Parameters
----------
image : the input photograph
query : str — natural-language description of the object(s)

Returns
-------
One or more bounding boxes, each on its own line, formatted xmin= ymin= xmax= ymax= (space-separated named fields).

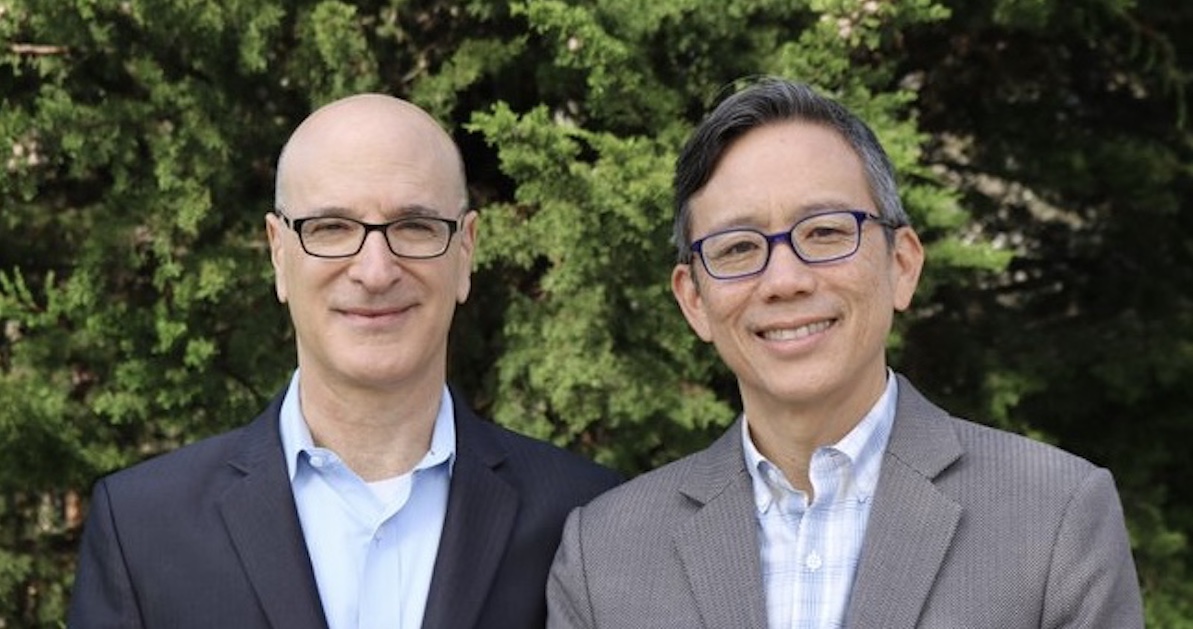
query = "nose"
xmin=346 ymin=230 xmax=403 ymax=291
xmin=757 ymin=235 xmax=816 ymax=298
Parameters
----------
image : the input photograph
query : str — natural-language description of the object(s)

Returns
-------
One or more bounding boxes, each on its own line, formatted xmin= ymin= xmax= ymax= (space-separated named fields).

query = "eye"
xmin=706 ymin=234 xmax=764 ymax=260
xmin=805 ymin=225 xmax=849 ymax=239
xmin=796 ymin=214 xmax=856 ymax=243
xmin=394 ymin=218 xmax=437 ymax=232
xmin=390 ymin=218 xmax=443 ymax=239
xmin=303 ymin=217 xmax=356 ymax=236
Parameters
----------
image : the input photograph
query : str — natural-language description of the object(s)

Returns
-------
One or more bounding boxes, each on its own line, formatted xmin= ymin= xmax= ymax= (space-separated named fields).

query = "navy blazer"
xmin=69 ymin=389 xmax=621 ymax=628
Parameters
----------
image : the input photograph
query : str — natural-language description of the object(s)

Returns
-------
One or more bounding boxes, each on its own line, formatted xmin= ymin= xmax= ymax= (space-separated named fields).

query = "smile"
xmin=336 ymin=304 xmax=416 ymax=325
xmin=344 ymin=308 xmax=405 ymax=317
xmin=757 ymin=319 xmax=835 ymax=341
xmin=341 ymin=307 xmax=405 ymax=317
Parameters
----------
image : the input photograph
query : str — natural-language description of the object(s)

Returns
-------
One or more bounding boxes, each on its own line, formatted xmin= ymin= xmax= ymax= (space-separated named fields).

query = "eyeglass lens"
xmin=299 ymin=217 xmax=453 ymax=258
xmin=699 ymin=211 xmax=864 ymax=278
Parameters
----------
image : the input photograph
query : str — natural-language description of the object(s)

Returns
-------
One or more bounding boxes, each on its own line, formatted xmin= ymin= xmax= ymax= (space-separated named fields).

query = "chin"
xmin=336 ymin=357 xmax=415 ymax=385
xmin=761 ymin=370 xmax=841 ymax=401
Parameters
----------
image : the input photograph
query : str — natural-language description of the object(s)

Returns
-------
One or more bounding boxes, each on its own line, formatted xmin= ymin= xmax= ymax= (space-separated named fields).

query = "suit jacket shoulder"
xmin=69 ymin=393 xmax=327 ymax=629
xmin=848 ymin=375 xmax=1143 ymax=629
xmin=402 ymin=393 xmax=623 ymax=629
xmin=548 ymin=424 xmax=769 ymax=629
xmin=96 ymin=419 xmax=261 ymax=501
xmin=457 ymin=409 xmax=623 ymax=497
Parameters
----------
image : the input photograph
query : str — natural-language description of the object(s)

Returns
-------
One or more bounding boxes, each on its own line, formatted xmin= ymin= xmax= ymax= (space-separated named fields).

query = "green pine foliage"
xmin=1 ymin=0 xmax=1190 ymax=625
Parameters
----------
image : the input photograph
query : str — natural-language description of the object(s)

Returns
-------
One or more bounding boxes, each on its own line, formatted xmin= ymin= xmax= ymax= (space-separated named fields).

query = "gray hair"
xmin=672 ymin=78 xmax=909 ymax=262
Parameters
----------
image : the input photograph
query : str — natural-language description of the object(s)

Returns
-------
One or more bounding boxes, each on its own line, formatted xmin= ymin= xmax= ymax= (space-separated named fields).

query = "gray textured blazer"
xmin=548 ymin=375 xmax=1143 ymax=629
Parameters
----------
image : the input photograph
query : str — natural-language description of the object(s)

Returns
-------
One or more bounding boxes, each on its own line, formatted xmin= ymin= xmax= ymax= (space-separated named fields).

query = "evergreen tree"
xmin=1 ymin=0 xmax=1188 ymax=625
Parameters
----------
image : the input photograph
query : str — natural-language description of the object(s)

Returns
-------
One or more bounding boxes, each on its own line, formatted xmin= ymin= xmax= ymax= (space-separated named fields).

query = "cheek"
xmin=700 ymin=285 xmax=753 ymax=333
xmin=842 ymin=265 xmax=898 ymax=334
xmin=282 ymin=260 xmax=336 ymax=307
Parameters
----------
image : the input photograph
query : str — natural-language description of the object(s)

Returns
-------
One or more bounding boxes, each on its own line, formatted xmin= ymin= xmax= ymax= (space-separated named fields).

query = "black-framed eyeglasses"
xmin=275 ymin=210 xmax=461 ymax=259
xmin=689 ymin=210 xmax=903 ymax=280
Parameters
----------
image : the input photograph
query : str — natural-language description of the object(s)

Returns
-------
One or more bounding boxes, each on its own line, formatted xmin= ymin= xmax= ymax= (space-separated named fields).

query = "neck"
xmin=743 ymin=372 xmax=887 ymax=496
xmin=298 ymin=373 xmax=444 ymax=482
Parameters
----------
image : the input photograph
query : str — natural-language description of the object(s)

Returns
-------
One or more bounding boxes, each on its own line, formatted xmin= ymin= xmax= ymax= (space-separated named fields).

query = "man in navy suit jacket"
xmin=69 ymin=94 xmax=620 ymax=628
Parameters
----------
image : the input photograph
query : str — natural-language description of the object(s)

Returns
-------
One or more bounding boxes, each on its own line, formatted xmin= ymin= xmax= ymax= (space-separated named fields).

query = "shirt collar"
xmin=742 ymin=369 xmax=898 ymax=513
xmin=279 ymin=370 xmax=457 ymax=482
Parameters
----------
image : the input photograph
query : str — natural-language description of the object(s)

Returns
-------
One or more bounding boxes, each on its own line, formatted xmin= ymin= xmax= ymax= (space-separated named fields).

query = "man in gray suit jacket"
xmin=547 ymin=78 xmax=1143 ymax=628
xmin=69 ymin=94 xmax=620 ymax=628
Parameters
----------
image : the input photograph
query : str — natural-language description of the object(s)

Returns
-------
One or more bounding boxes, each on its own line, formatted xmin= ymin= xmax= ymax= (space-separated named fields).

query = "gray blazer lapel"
xmin=420 ymin=402 xmax=518 ymax=629
xmin=219 ymin=403 xmax=328 ymax=629
xmin=846 ymin=376 xmax=962 ymax=629
xmin=674 ymin=422 xmax=769 ymax=629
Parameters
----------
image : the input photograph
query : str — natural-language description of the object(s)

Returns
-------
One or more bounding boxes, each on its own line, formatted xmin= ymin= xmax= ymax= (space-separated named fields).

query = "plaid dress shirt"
xmin=742 ymin=374 xmax=897 ymax=629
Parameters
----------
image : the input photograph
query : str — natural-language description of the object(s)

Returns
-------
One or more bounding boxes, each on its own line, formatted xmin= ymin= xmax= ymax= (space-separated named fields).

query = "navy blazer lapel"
xmin=420 ymin=397 xmax=519 ymax=629
xmin=219 ymin=396 xmax=328 ymax=629
xmin=674 ymin=421 xmax=768 ymax=629
xmin=846 ymin=376 xmax=963 ymax=629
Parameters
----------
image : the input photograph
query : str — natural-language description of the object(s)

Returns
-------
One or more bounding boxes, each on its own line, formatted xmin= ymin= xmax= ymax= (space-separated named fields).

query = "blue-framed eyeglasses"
xmin=689 ymin=210 xmax=903 ymax=280
xmin=275 ymin=210 xmax=461 ymax=259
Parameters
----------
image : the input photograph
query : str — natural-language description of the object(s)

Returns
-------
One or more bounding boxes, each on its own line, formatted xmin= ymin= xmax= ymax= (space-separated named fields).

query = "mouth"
xmin=337 ymin=304 xmax=415 ymax=322
xmin=756 ymin=318 xmax=836 ymax=341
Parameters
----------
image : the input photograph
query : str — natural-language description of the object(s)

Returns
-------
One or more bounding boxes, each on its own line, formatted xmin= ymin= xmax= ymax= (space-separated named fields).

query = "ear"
xmin=455 ymin=210 xmax=478 ymax=304
xmin=671 ymin=263 xmax=713 ymax=342
xmin=890 ymin=227 xmax=924 ymax=312
xmin=265 ymin=213 xmax=289 ymax=303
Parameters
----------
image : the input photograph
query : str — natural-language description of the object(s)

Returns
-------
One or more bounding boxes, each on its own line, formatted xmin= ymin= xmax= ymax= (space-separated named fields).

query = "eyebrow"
xmin=297 ymin=203 xmax=449 ymax=220
xmin=702 ymin=200 xmax=862 ymax=233
xmin=390 ymin=204 xmax=447 ymax=219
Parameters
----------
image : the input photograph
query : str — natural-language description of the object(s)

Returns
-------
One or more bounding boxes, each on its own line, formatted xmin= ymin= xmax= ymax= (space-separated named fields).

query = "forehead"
xmin=278 ymin=100 xmax=465 ymax=216
xmin=689 ymin=120 xmax=872 ymax=231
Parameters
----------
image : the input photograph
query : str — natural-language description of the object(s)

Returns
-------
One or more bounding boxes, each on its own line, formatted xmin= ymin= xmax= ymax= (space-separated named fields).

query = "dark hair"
xmin=672 ymin=77 xmax=909 ymax=262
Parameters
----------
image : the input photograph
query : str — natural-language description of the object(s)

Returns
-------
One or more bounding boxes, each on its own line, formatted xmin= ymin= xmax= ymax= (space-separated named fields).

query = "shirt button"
xmin=805 ymin=552 xmax=822 ymax=571
xmin=309 ymin=454 xmax=325 ymax=467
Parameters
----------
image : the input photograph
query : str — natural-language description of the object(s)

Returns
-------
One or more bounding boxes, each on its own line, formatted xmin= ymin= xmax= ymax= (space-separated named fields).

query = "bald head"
xmin=274 ymin=94 xmax=468 ymax=214
xmin=264 ymin=93 xmax=479 ymax=403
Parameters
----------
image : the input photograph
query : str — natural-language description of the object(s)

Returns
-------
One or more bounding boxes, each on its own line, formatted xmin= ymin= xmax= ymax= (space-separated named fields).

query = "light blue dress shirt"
xmin=742 ymin=371 xmax=897 ymax=629
xmin=279 ymin=371 xmax=455 ymax=629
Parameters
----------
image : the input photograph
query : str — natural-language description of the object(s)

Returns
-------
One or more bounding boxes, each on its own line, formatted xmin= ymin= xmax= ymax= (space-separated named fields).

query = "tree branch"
xmin=9 ymin=43 xmax=70 ymax=56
